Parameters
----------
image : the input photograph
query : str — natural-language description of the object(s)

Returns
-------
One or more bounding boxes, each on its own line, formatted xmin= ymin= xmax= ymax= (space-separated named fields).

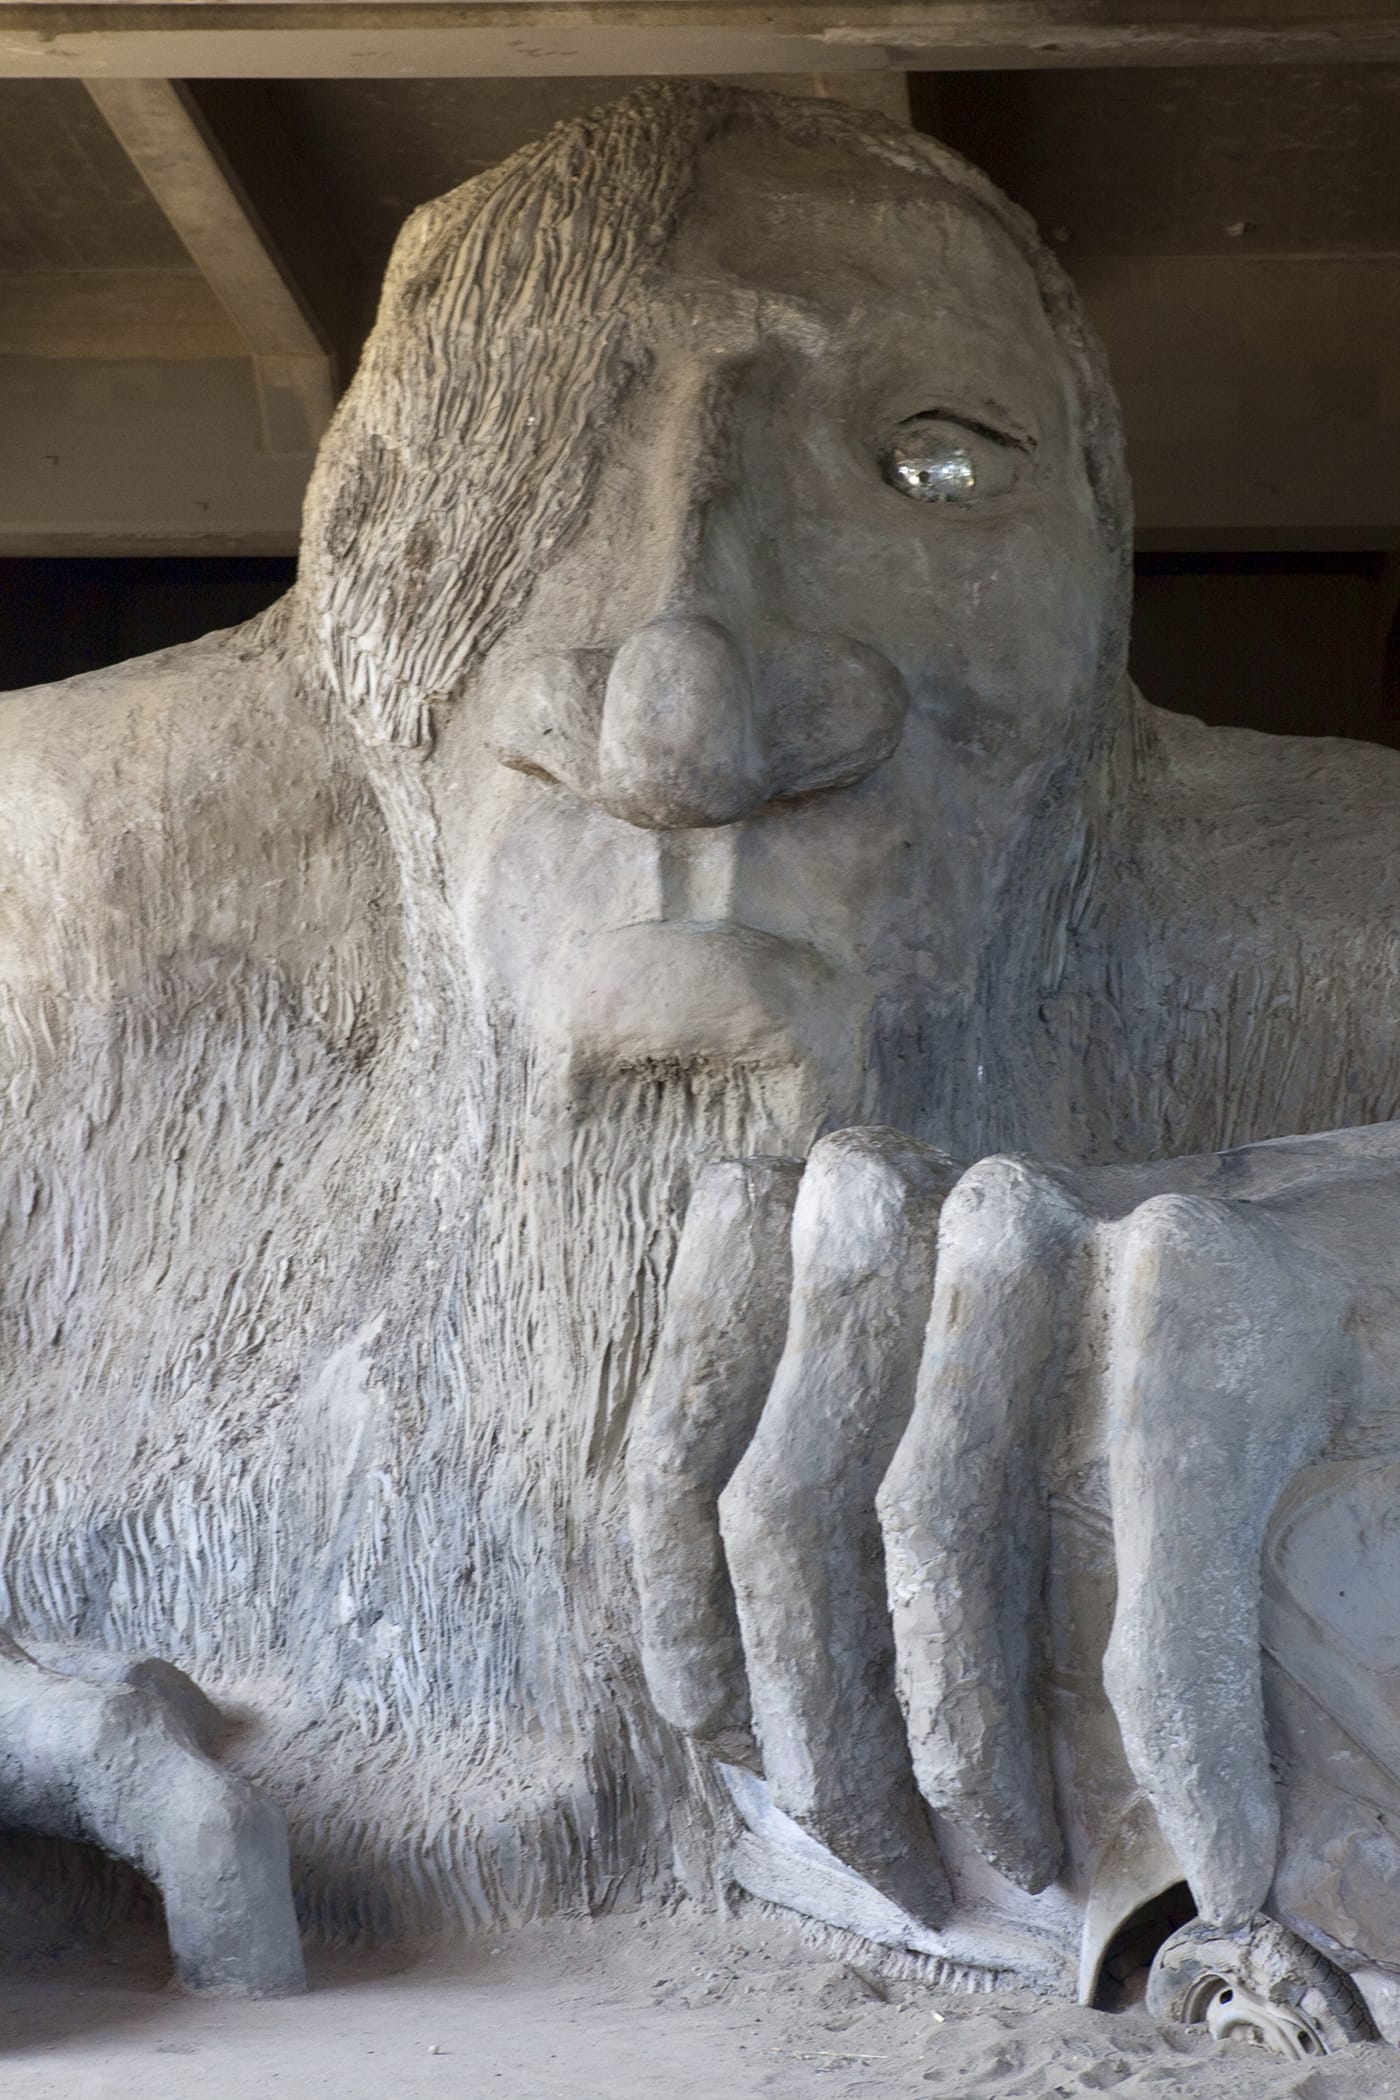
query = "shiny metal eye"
xmin=881 ymin=415 xmax=1021 ymax=504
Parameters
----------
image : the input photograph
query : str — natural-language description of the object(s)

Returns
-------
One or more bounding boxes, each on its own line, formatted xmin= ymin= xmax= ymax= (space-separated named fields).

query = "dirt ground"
xmin=3 ymin=1902 xmax=1400 ymax=2100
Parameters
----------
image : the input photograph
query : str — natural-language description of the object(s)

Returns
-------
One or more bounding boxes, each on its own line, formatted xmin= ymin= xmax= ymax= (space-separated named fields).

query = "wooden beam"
xmin=84 ymin=76 xmax=334 ymax=451
xmin=3 ymin=5 xmax=1400 ymax=79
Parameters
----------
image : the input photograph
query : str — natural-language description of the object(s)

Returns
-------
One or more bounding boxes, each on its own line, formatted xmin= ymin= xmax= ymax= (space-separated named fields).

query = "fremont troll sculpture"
xmin=2 ymin=83 xmax=1400 ymax=2034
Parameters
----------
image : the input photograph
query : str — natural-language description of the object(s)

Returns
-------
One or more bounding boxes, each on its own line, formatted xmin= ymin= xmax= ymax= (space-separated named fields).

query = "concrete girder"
xmin=1 ymin=5 xmax=1400 ymax=81
xmin=84 ymin=76 xmax=334 ymax=452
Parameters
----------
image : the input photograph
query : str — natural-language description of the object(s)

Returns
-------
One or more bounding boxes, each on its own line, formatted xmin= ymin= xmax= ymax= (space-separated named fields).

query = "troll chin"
xmin=538 ymin=917 xmax=869 ymax=1108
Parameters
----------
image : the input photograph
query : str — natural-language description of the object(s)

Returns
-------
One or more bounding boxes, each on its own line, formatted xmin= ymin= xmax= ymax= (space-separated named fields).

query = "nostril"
xmin=489 ymin=646 xmax=610 ymax=801
xmin=762 ymin=635 xmax=909 ymax=803
xmin=598 ymin=615 xmax=766 ymax=830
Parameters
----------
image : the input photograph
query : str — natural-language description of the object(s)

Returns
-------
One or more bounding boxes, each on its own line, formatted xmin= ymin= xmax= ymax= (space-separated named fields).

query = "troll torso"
xmin=0 ymin=612 xmax=1396 ymax=1936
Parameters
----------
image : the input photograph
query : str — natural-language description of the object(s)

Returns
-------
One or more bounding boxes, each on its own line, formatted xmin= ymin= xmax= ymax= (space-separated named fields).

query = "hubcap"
xmin=1188 ymin=1976 xmax=1328 ymax=2060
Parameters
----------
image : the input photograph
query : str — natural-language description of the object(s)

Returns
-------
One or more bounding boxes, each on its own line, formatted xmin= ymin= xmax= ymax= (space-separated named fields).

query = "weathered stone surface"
xmin=1 ymin=81 xmax=1400 ymax=2011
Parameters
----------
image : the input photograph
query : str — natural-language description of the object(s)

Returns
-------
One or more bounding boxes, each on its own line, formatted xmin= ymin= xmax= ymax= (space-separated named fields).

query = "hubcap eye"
xmin=880 ymin=413 xmax=1025 ymax=505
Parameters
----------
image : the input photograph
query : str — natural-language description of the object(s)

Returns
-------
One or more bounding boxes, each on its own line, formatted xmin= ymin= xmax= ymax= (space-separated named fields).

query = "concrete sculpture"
xmin=2 ymin=81 xmax=1399 ymax=2042
xmin=0 ymin=1636 xmax=304 ymax=1994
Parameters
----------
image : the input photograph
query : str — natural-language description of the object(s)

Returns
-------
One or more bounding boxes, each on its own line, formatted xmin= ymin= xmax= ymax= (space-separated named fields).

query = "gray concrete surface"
xmin=0 ymin=1639 xmax=303 ymax=1996
xmin=3 ymin=82 xmax=1400 ymax=2023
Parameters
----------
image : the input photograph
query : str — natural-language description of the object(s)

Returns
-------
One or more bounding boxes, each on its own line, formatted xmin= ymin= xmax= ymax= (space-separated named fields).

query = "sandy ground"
xmin=3 ymin=1903 xmax=1400 ymax=2100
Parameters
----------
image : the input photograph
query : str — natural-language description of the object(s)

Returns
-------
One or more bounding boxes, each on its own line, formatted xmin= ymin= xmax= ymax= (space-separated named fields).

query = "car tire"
xmin=1146 ymin=1913 xmax=1378 ymax=2058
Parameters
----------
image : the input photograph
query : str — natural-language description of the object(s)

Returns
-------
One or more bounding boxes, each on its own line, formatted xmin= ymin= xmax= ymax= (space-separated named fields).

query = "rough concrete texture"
xmin=2 ymin=78 xmax=1400 ymax=2026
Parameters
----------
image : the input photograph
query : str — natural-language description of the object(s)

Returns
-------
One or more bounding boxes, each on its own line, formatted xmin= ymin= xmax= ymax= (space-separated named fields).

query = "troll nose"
xmin=597 ymin=616 xmax=766 ymax=830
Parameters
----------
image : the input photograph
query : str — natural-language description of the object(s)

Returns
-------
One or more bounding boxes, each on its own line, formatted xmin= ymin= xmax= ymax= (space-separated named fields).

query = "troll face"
xmin=299 ymin=83 xmax=1130 ymax=1145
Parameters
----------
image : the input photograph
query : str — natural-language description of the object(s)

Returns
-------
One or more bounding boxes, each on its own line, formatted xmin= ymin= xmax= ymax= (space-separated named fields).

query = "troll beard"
xmin=251 ymin=1022 xmax=831 ymax=1942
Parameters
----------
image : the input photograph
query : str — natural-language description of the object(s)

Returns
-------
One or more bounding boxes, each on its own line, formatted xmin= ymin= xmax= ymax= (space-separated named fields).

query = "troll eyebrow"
xmin=650 ymin=278 xmax=1053 ymax=459
xmin=907 ymin=398 xmax=1041 ymax=452
xmin=867 ymin=314 xmax=1060 ymax=451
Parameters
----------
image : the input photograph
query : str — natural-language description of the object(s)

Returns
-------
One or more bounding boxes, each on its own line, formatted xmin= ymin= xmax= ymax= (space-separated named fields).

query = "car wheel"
xmin=1146 ymin=1914 xmax=1378 ymax=2058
